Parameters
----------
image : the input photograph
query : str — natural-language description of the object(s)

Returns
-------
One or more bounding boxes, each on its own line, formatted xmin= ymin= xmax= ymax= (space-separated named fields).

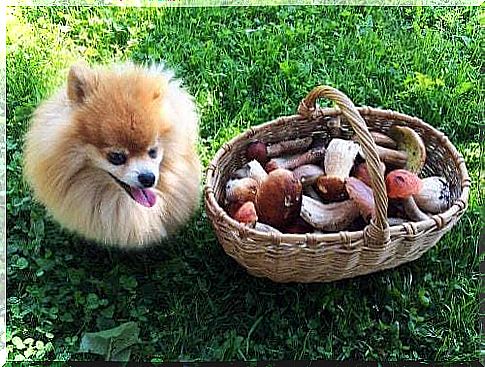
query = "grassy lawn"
xmin=6 ymin=5 xmax=482 ymax=363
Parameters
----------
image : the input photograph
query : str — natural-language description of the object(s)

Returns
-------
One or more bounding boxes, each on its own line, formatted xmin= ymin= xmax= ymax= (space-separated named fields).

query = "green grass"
xmin=6 ymin=5 xmax=483 ymax=363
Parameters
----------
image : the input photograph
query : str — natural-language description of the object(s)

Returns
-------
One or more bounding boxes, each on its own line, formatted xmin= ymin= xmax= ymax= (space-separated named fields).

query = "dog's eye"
xmin=107 ymin=152 xmax=127 ymax=166
xmin=148 ymin=148 xmax=157 ymax=159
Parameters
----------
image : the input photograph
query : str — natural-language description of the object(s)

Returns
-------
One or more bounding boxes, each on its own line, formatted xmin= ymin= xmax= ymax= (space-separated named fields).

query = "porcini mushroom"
xmin=265 ymin=146 xmax=326 ymax=172
xmin=388 ymin=125 xmax=426 ymax=173
xmin=225 ymin=177 xmax=259 ymax=204
xmin=300 ymin=195 xmax=360 ymax=231
xmin=352 ymin=161 xmax=386 ymax=188
xmin=255 ymin=169 xmax=303 ymax=229
xmin=303 ymin=185 xmax=323 ymax=201
xmin=231 ymin=201 xmax=258 ymax=226
xmin=345 ymin=177 xmax=375 ymax=222
xmin=315 ymin=138 xmax=360 ymax=202
xmin=358 ymin=126 xmax=426 ymax=173
xmin=413 ymin=176 xmax=451 ymax=214
xmin=360 ymin=146 xmax=407 ymax=169
xmin=230 ymin=160 xmax=268 ymax=184
xmin=246 ymin=137 xmax=313 ymax=165
xmin=386 ymin=169 xmax=429 ymax=222
xmin=292 ymin=164 xmax=325 ymax=186
xmin=352 ymin=131 xmax=398 ymax=149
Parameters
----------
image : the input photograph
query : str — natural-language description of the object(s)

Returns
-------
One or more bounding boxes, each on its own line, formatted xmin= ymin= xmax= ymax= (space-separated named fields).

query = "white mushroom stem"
xmin=300 ymin=195 xmax=360 ymax=231
xmin=265 ymin=146 xmax=326 ymax=172
xmin=401 ymin=196 xmax=429 ymax=222
xmin=231 ymin=160 xmax=268 ymax=183
xmin=246 ymin=160 xmax=269 ymax=183
xmin=315 ymin=139 xmax=361 ymax=202
xmin=325 ymin=139 xmax=361 ymax=179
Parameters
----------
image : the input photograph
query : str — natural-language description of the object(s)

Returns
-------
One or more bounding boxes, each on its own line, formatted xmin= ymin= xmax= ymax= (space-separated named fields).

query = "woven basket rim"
xmin=204 ymin=105 xmax=471 ymax=248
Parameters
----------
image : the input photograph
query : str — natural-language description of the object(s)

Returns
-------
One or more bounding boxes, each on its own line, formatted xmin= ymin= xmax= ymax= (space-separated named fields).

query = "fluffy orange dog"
xmin=23 ymin=62 xmax=201 ymax=248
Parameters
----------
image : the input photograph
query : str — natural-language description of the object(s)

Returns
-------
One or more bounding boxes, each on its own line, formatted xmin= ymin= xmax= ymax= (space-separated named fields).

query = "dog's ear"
xmin=67 ymin=62 xmax=97 ymax=104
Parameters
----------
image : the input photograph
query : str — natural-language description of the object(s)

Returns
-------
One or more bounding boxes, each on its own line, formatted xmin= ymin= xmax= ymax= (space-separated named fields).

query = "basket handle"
xmin=298 ymin=86 xmax=390 ymax=246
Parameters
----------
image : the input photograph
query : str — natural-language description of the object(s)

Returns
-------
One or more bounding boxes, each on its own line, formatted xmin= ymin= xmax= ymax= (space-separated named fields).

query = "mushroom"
xmin=358 ymin=126 xmax=426 ymax=173
xmin=315 ymin=138 xmax=360 ymax=202
xmin=360 ymin=146 xmax=407 ymax=169
xmin=292 ymin=164 xmax=325 ymax=186
xmin=255 ymin=169 xmax=303 ymax=229
xmin=388 ymin=125 xmax=426 ymax=173
xmin=300 ymin=195 xmax=360 ymax=231
xmin=374 ymin=146 xmax=408 ymax=168
xmin=264 ymin=155 xmax=297 ymax=172
xmin=230 ymin=160 xmax=268 ymax=184
xmin=345 ymin=177 xmax=375 ymax=222
xmin=230 ymin=201 xmax=258 ymax=226
xmin=246 ymin=141 xmax=270 ymax=166
xmin=225 ymin=177 xmax=259 ymax=204
xmin=413 ymin=176 xmax=451 ymax=214
xmin=352 ymin=131 xmax=398 ymax=149
xmin=265 ymin=146 xmax=326 ymax=172
xmin=352 ymin=161 xmax=386 ymax=187
xmin=385 ymin=169 xmax=429 ymax=222
xmin=303 ymin=185 xmax=323 ymax=201
xmin=315 ymin=176 xmax=347 ymax=202
xmin=246 ymin=137 xmax=313 ymax=165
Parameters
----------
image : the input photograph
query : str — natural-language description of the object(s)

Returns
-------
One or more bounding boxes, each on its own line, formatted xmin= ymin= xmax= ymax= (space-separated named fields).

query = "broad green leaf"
xmin=78 ymin=321 xmax=140 ymax=362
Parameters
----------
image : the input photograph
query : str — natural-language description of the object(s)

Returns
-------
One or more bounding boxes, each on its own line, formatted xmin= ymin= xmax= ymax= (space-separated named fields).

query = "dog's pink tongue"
xmin=130 ymin=187 xmax=157 ymax=207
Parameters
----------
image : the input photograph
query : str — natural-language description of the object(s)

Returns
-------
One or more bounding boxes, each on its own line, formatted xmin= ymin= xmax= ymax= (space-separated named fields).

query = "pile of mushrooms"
xmin=224 ymin=125 xmax=452 ymax=234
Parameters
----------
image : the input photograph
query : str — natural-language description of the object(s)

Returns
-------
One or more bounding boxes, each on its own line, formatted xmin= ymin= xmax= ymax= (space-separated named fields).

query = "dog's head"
xmin=67 ymin=62 xmax=172 ymax=207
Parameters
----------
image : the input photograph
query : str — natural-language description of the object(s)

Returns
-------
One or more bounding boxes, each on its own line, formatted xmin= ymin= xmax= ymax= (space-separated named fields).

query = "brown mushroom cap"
xmin=389 ymin=125 xmax=426 ymax=174
xmin=255 ymin=169 xmax=303 ymax=229
xmin=386 ymin=169 xmax=423 ymax=199
xmin=265 ymin=158 xmax=284 ymax=173
xmin=246 ymin=141 xmax=269 ymax=165
xmin=225 ymin=177 xmax=259 ymax=203
xmin=315 ymin=175 xmax=348 ymax=202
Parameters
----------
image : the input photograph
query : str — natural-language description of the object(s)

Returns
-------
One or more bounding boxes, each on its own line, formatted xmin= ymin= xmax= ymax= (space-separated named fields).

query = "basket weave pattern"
xmin=204 ymin=86 xmax=470 ymax=283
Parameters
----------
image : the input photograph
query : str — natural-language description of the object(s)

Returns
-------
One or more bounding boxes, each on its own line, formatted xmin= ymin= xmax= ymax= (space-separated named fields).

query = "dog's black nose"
xmin=138 ymin=172 xmax=155 ymax=188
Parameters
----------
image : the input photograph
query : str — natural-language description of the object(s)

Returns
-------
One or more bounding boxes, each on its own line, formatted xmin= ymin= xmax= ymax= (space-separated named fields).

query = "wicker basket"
xmin=204 ymin=86 xmax=470 ymax=283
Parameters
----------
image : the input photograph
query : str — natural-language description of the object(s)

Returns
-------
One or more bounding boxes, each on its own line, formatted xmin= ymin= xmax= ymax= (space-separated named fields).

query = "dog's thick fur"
xmin=23 ymin=62 xmax=201 ymax=249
